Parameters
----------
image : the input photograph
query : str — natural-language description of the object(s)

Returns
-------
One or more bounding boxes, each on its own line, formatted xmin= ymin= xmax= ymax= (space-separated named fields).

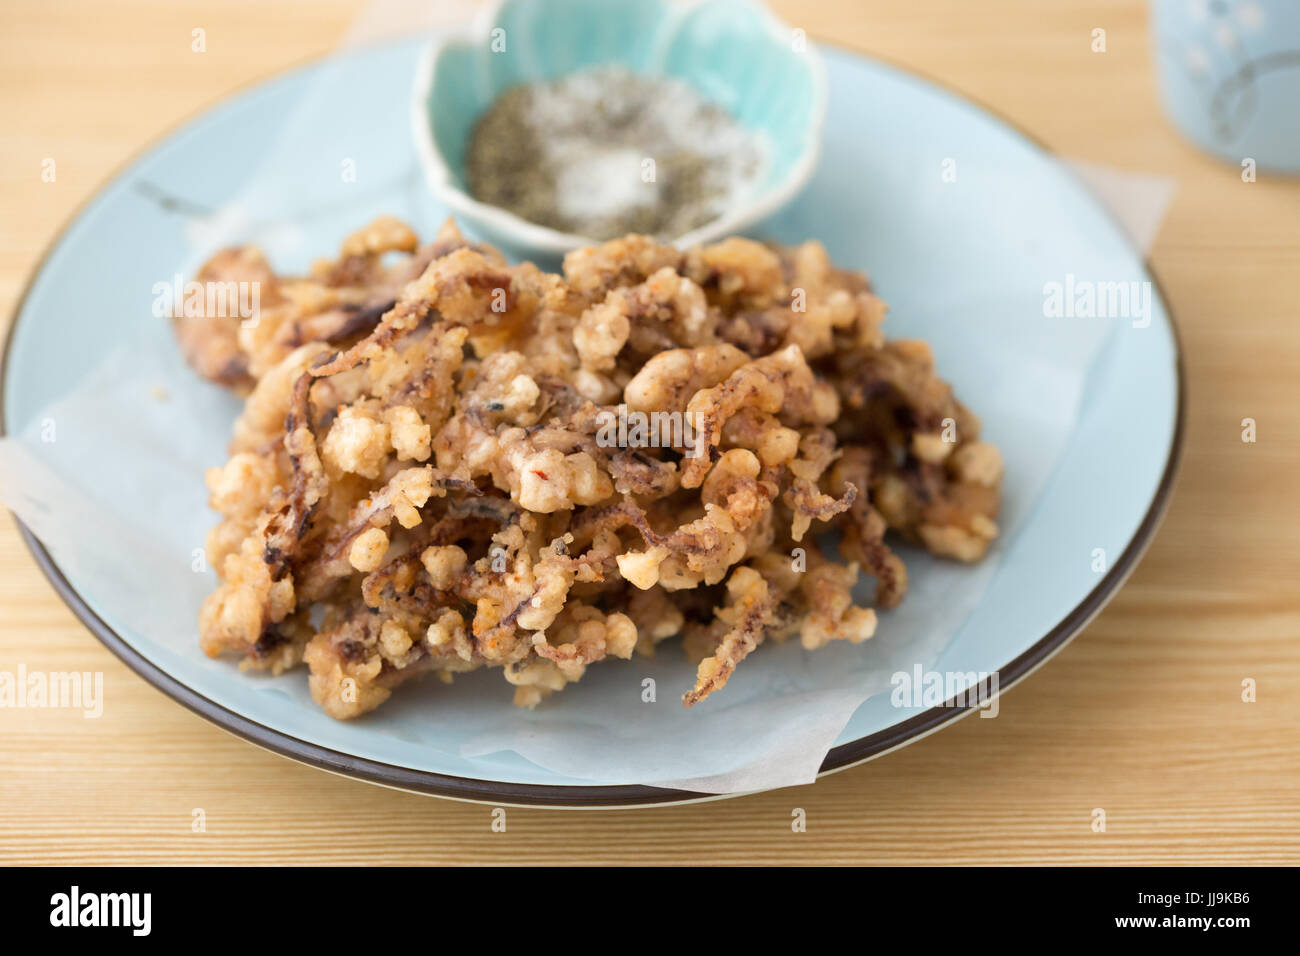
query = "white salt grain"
xmin=555 ymin=147 xmax=655 ymax=222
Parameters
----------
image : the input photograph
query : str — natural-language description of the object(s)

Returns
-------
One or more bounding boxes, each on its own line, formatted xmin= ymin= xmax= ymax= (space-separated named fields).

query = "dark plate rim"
xmin=0 ymin=35 xmax=1187 ymax=808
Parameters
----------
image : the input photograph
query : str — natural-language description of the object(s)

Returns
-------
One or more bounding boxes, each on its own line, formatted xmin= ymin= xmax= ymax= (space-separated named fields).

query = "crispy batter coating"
xmin=182 ymin=217 xmax=1001 ymax=717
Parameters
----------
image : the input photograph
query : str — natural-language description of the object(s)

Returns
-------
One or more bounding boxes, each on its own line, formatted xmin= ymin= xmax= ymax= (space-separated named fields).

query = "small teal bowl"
xmin=411 ymin=0 xmax=828 ymax=256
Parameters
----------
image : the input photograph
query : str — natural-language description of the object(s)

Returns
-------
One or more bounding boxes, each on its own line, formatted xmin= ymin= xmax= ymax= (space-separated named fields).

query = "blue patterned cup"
xmin=1151 ymin=0 xmax=1300 ymax=173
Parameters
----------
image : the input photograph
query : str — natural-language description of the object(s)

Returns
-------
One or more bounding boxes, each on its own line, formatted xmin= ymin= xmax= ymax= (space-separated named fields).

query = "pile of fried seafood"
xmin=174 ymin=217 xmax=1002 ymax=718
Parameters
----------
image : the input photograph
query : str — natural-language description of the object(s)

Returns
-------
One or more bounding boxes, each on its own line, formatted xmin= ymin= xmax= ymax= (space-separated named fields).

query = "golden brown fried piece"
xmin=185 ymin=217 xmax=1001 ymax=718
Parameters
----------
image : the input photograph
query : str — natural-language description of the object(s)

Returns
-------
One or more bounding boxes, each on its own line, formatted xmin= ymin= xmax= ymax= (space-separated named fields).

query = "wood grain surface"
xmin=1 ymin=0 xmax=1297 ymax=865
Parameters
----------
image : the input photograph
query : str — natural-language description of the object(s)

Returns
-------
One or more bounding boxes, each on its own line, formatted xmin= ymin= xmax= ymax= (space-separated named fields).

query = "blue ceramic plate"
xmin=1 ymin=37 xmax=1182 ymax=807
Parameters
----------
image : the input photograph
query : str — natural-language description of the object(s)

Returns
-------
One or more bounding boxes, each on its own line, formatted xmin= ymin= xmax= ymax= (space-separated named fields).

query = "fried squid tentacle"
xmin=189 ymin=218 xmax=1002 ymax=718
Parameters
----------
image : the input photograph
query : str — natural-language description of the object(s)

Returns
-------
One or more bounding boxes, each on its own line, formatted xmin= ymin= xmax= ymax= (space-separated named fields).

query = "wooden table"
xmin=2 ymin=0 xmax=1297 ymax=865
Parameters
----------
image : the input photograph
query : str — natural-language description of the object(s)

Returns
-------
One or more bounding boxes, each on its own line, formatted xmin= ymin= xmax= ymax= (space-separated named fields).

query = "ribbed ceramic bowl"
xmin=411 ymin=0 xmax=828 ymax=256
